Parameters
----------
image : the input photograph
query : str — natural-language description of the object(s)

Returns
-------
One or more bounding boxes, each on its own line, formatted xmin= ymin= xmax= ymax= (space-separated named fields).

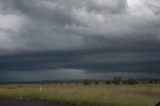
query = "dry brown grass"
xmin=0 ymin=84 xmax=160 ymax=106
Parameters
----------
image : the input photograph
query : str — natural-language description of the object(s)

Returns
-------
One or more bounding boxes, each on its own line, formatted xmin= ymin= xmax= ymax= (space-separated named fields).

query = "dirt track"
xmin=0 ymin=99 xmax=74 ymax=106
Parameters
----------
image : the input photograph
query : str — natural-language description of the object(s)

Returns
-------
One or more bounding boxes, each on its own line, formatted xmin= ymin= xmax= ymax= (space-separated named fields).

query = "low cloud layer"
xmin=0 ymin=0 xmax=160 ymax=81
xmin=0 ymin=51 xmax=160 ymax=81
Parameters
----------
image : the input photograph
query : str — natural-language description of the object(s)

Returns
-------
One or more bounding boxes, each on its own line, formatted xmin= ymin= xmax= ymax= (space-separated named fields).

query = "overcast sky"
xmin=0 ymin=0 xmax=160 ymax=81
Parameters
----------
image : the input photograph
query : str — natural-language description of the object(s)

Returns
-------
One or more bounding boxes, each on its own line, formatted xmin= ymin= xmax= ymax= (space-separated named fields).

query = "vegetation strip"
xmin=0 ymin=84 xmax=160 ymax=106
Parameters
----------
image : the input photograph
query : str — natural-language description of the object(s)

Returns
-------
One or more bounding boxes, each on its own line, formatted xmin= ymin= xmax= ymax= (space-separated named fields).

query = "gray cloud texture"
xmin=0 ymin=0 xmax=160 ymax=81
xmin=0 ymin=0 xmax=160 ymax=53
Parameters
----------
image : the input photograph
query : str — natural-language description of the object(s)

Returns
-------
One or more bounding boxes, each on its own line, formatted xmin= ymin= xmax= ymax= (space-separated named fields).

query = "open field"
xmin=0 ymin=84 xmax=160 ymax=106
xmin=0 ymin=98 xmax=70 ymax=106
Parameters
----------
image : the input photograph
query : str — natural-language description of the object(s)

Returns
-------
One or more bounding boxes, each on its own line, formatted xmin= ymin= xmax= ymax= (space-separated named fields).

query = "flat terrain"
xmin=0 ymin=98 xmax=74 ymax=106
xmin=0 ymin=84 xmax=160 ymax=106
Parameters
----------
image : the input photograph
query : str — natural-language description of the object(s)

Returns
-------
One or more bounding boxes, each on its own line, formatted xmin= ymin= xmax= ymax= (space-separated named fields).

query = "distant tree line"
xmin=0 ymin=77 xmax=159 ymax=85
xmin=81 ymin=77 xmax=160 ymax=85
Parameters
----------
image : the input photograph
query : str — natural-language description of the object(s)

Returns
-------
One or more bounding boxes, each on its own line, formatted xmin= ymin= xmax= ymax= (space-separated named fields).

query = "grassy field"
xmin=0 ymin=84 xmax=159 ymax=106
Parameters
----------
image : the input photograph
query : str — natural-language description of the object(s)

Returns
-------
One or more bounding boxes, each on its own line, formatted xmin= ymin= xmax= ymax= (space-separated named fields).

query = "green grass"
xmin=0 ymin=84 xmax=159 ymax=106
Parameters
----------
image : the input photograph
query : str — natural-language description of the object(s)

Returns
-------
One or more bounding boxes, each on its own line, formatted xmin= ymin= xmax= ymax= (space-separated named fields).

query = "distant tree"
xmin=82 ymin=80 xmax=92 ymax=85
xmin=127 ymin=79 xmax=138 ymax=85
xmin=122 ymin=80 xmax=127 ymax=85
xmin=148 ymin=80 xmax=153 ymax=84
xmin=112 ymin=77 xmax=122 ymax=85
xmin=105 ymin=80 xmax=111 ymax=85
xmin=153 ymin=80 xmax=158 ymax=84
xmin=94 ymin=80 xmax=99 ymax=85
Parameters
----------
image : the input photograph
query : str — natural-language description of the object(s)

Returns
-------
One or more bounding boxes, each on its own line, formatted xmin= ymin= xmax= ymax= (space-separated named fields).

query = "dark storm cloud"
xmin=0 ymin=51 xmax=160 ymax=73
xmin=85 ymin=0 xmax=127 ymax=14
xmin=2 ymin=0 xmax=160 ymax=52
xmin=0 ymin=0 xmax=160 ymax=52
xmin=0 ymin=0 xmax=160 ymax=80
